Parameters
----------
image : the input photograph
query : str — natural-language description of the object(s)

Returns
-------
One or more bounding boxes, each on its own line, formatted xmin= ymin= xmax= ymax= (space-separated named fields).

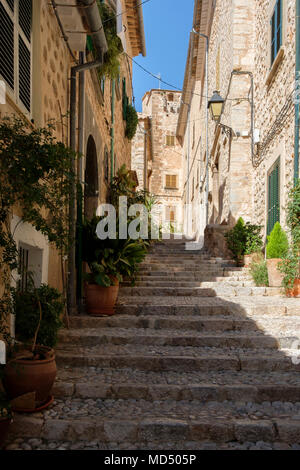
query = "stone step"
xmin=58 ymin=328 xmax=300 ymax=350
xmin=123 ymin=280 xmax=255 ymax=288
xmin=119 ymin=286 xmax=283 ymax=297
xmin=53 ymin=381 xmax=300 ymax=404
xmin=9 ymin=403 xmax=300 ymax=446
xmin=68 ymin=314 xmax=300 ymax=333
xmin=135 ymin=272 xmax=251 ymax=280
xmin=52 ymin=367 xmax=300 ymax=402
xmin=139 ymin=265 xmax=243 ymax=272
xmin=55 ymin=345 xmax=300 ymax=372
xmin=116 ymin=299 xmax=299 ymax=317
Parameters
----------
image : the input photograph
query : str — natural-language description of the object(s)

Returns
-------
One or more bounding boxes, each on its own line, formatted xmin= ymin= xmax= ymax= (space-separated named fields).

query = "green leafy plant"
xmin=245 ymin=224 xmax=263 ymax=255
xmin=82 ymin=215 xmax=148 ymax=287
xmin=125 ymin=104 xmax=139 ymax=140
xmin=0 ymin=116 xmax=75 ymax=343
xmin=250 ymin=255 xmax=269 ymax=287
xmin=225 ymin=218 xmax=263 ymax=261
xmin=279 ymin=180 xmax=300 ymax=289
xmin=266 ymin=222 xmax=289 ymax=259
xmin=96 ymin=2 xmax=123 ymax=79
xmin=13 ymin=284 xmax=64 ymax=349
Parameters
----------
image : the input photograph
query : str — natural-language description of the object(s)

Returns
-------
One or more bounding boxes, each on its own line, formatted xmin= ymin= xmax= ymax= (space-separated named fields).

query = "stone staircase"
xmin=5 ymin=239 xmax=300 ymax=450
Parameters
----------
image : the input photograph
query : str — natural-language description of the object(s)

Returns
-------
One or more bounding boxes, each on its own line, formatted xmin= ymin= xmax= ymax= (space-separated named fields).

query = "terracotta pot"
xmin=0 ymin=417 xmax=12 ymax=449
xmin=3 ymin=346 xmax=57 ymax=408
xmin=287 ymin=278 xmax=300 ymax=298
xmin=266 ymin=258 xmax=284 ymax=287
xmin=85 ymin=281 xmax=119 ymax=316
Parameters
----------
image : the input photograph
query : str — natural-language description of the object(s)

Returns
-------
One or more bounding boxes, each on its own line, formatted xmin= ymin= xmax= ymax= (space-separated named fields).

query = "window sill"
xmin=266 ymin=46 xmax=285 ymax=87
xmin=164 ymin=187 xmax=178 ymax=191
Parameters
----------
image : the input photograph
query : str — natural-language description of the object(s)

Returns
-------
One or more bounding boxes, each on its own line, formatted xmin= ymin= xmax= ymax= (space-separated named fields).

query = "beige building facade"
xmin=132 ymin=89 xmax=184 ymax=233
xmin=0 ymin=0 xmax=145 ymax=301
xmin=178 ymin=0 xmax=299 ymax=253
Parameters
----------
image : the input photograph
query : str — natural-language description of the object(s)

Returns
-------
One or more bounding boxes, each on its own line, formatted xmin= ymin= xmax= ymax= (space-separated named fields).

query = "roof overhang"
xmin=124 ymin=0 xmax=146 ymax=57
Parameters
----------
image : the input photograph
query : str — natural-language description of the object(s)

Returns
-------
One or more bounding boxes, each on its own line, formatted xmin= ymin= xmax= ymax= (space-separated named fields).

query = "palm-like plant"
xmin=82 ymin=215 xmax=148 ymax=287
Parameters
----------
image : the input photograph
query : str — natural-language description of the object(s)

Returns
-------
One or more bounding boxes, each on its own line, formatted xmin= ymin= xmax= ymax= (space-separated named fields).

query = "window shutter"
xmin=0 ymin=2 xmax=14 ymax=90
xmin=19 ymin=0 xmax=32 ymax=42
xmin=166 ymin=174 xmax=178 ymax=189
xmin=6 ymin=0 xmax=14 ymax=11
xmin=19 ymin=35 xmax=31 ymax=111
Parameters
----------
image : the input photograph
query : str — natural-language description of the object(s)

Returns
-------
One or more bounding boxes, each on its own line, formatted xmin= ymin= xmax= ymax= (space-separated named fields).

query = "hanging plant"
xmin=125 ymin=104 xmax=139 ymax=140
xmin=97 ymin=2 xmax=123 ymax=79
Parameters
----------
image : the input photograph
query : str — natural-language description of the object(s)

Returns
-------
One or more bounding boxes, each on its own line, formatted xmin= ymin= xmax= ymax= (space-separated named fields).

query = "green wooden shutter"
xmin=267 ymin=160 xmax=280 ymax=235
xmin=122 ymin=78 xmax=128 ymax=120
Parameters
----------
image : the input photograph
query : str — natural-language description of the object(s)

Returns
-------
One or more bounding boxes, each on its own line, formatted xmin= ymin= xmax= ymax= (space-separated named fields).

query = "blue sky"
xmin=132 ymin=0 xmax=194 ymax=112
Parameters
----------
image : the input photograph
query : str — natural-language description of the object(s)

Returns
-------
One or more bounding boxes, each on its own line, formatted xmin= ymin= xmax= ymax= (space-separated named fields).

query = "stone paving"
xmin=4 ymin=240 xmax=300 ymax=450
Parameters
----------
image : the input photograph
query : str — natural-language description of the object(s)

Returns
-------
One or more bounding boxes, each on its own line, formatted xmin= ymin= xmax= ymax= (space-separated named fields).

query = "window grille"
xmin=267 ymin=159 xmax=280 ymax=235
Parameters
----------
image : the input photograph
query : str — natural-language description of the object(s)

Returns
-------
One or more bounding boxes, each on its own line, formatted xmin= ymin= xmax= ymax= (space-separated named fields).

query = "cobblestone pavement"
xmin=4 ymin=241 xmax=300 ymax=450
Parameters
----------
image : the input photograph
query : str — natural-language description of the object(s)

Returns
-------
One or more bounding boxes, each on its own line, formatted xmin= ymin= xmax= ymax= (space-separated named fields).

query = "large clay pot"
xmin=287 ymin=278 xmax=300 ymax=298
xmin=85 ymin=281 xmax=119 ymax=316
xmin=0 ymin=418 xmax=12 ymax=449
xmin=267 ymin=258 xmax=284 ymax=287
xmin=3 ymin=346 xmax=57 ymax=407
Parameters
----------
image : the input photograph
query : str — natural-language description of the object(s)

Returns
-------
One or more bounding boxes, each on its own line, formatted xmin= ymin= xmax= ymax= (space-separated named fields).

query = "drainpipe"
xmin=111 ymin=79 xmax=115 ymax=182
xmin=67 ymin=0 xmax=108 ymax=315
xmin=295 ymin=0 xmax=300 ymax=183
xmin=68 ymin=58 xmax=103 ymax=315
xmin=76 ymin=51 xmax=85 ymax=308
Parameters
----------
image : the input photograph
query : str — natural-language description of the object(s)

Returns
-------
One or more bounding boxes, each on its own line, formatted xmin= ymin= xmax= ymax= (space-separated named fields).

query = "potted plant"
xmin=0 ymin=392 xmax=13 ymax=449
xmin=244 ymin=224 xmax=263 ymax=267
xmin=279 ymin=180 xmax=300 ymax=297
xmin=266 ymin=222 xmax=289 ymax=287
xmin=3 ymin=284 xmax=63 ymax=412
xmin=82 ymin=215 xmax=148 ymax=316
xmin=250 ymin=253 xmax=269 ymax=287
xmin=0 ymin=117 xmax=75 ymax=412
xmin=224 ymin=217 xmax=263 ymax=266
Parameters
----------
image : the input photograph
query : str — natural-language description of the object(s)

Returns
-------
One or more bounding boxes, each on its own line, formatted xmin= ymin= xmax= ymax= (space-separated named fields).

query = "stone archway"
xmin=84 ymin=135 xmax=99 ymax=219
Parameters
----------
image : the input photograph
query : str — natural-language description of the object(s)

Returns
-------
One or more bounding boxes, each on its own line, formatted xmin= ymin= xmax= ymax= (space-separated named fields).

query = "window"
xmin=267 ymin=159 xmax=280 ymax=235
xmin=166 ymin=206 xmax=176 ymax=223
xmin=0 ymin=0 xmax=32 ymax=113
xmin=271 ymin=0 xmax=282 ymax=65
xmin=166 ymin=135 xmax=175 ymax=146
xmin=165 ymin=174 xmax=178 ymax=189
xmin=18 ymin=243 xmax=43 ymax=291
xmin=167 ymin=93 xmax=174 ymax=101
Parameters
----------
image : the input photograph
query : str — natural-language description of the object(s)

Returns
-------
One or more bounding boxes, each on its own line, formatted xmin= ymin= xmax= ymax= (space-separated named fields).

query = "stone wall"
xmin=132 ymin=89 xmax=184 ymax=232
xmin=253 ymin=0 xmax=296 ymax=236
xmin=0 ymin=0 xmax=137 ymax=295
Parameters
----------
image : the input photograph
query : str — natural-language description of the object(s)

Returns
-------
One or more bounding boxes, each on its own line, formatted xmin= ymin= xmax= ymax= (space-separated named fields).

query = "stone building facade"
xmin=0 ymin=0 xmax=145 ymax=303
xmin=178 ymin=0 xmax=299 ymax=252
xmin=132 ymin=89 xmax=184 ymax=232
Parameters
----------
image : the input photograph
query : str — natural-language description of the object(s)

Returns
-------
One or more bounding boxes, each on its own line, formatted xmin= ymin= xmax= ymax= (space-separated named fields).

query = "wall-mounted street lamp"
xmin=208 ymin=90 xmax=224 ymax=122
xmin=208 ymin=90 xmax=234 ymax=138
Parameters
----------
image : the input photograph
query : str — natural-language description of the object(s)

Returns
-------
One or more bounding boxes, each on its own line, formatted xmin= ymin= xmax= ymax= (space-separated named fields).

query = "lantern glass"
xmin=208 ymin=91 xmax=225 ymax=122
